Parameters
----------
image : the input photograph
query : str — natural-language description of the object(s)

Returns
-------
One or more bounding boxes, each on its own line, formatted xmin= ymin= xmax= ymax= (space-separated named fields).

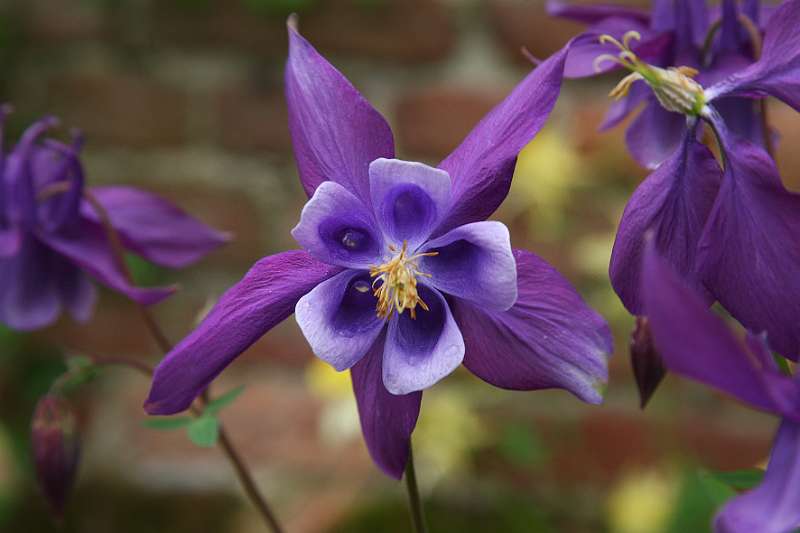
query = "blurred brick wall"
xmin=3 ymin=1 xmax=790 ymax=531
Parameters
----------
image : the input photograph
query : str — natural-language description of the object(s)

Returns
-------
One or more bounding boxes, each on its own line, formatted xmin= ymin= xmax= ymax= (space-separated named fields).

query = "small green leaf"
xmin=142 ymin=417 xmax=194 ymax=431
xmin=498 ymin=424 xmax=548 ymax=468
xmin=696 ymin=471 xmax=738 ymax=505
xmin=708 ymin=468 xmax=765 ymax=491
xmin=187 ymin=416 xmax=219 ymax=448
xmin=205 ymin=385 xmax=245 ymax=416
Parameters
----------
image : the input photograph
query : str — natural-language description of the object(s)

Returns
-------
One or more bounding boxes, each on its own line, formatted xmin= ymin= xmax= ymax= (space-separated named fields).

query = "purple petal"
xmin=697 ymin=129 xmax=800 ymax=359
xmin=599 ymin=80 xmax=649 ymax=131
xmin=34 ymin=138 xmax=85 ymax=233
xmin=641 ymin=241 xmax=800 ymax=415
xmin=369 ymin=158 xmax=451 ymax=250
xmin=146 ymin=250 xmax=342 ymax=414
xmin=55 ymin=259 xmax=96 ymax=324
xmin=610 ymin=130 xmax=721 ymax=314
xmin=434 ymin=44 xmax=568 ymax=234
xmin=0 ymin=236 xmax=60 ymax=330
xmin=625 ymin=99 xmax=688 ymax=169
xmin=565 ymin=21 xmax=668 ymax=79
xmin=546 ymin=0 xmax=650 ymax=25
xmin=37 ymin=221 xmax=176 ymax=306
xmin=0 ymin=227 xmax=21 ymax=257
xmin=285 ymin=20 xmax=395 ymax=207
xmin=656 ymin=0 xmax=708 ymax=58
xmin=706 ymin=0 xmax=800 ymax=111
xmin=715 ymin=420 xmax=800 ymax=533
xmin=291 ymin=181 xmax=384 ymax=269
xmin=295 ymin=269 xmax=384 ymax=371
xmin=5 ymin=117 xmax=59 ymax=228
xmin=382 ymin=284 xmax=464 ymax=395
xmin=419 ymin=221 xmax=517 ymax=311
xmin=80 ymin=186 xmax=229 ymax=269
xmin=351 ymin=333 xmax=422 ymax=479
xmin=454 ymin=249 xmax=612 ymax=404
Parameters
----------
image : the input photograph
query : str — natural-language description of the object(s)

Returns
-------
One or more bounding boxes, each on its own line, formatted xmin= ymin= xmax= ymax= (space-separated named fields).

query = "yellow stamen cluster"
xmin=369 ymin=241 xmax=438 ymax=320
xmin=595 ymin=31 xmax=706 ymax=116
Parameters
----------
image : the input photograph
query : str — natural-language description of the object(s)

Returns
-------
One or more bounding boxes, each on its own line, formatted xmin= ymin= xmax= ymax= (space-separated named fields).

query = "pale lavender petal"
xmin=146 ymin=250 xmax=342 ymax=414
xmin=285 ymin=20 xmax=395 ymax=207
xmin=697 ymin=125 xmax=800 ymax=359
xmin=0 ymin=236 xmax=60 ymax=330
xmin=642 ymin=241 xmax=800 ymax=415
xmin=706 ymin=0 xmax=800 ymax=111
xmin=351 ymin=333 xmax=422 ymax=479
xmin=610 ymin=130 xmax=721 ymax=314
xmin=382 ymin=284 xmax=464 ymax=395
xmin=369 ymin=158 xmax=451 ymax=249
xmin=37 ymin=221 xmax=176 ymax=306
xmin=291 ymin=181 xmax=384 ymax=269
xmin=435 ymin=44 xmax=568 ymax=234
xmin=80 ymin=186 xmax=229 ymax=269
xmin=454 ymin=249 xmax=611 ymax=404
xmin=715 ymin=420 xmax=800 ymax=533
xmin=295 ymin=269 xmax=384 ymax=371
xmin=546 ymin=0 xmax=649 ymax=25
xmin=625 ymin=99 xmax=688 ymax=169
xmin=419 ymin=221 xmax=517 ymax=311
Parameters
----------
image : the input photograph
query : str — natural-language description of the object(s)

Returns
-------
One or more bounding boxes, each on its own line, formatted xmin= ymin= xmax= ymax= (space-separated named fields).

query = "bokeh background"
xmin=1 ymin=0 xmax=798 ymax=531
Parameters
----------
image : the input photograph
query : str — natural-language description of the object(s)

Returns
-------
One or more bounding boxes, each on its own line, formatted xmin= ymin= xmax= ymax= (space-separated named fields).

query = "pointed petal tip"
xmin=287 ymin=13 xmax=299 ymax=33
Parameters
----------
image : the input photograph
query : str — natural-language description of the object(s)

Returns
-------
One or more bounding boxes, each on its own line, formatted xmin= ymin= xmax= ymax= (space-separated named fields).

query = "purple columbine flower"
xmin=588 ymin=0 xmax=800 ymax=358
xmin=145 ymin=21 xmax=612 ymax=478
xmin=641 ymin=240 xmax=800 ymax=533
xmin=550 ymin=0 xmax=774 ymax=168
xmin=0 ymin=109 xmax=228 ymax=330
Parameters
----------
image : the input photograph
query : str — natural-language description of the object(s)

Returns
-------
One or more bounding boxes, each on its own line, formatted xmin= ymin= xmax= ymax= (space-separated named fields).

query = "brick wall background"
xmin=0 ymin=1 xmax=795 ymax=532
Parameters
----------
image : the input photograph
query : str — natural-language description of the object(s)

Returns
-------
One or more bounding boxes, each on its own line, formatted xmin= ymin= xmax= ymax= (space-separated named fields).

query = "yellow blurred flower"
xmin=607 ymin=469 xmax=679 ymax=533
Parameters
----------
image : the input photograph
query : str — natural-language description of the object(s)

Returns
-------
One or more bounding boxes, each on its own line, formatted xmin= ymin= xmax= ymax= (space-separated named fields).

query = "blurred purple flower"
xmin=0 ymin=110 xmax=229 ymax=331
xmin=589 ymin=0 xmax=800 ymax=358
xmin=145 ymin=22 xmax=613 ymax=478
xmin=641 ymin=240 xmax=800 ymax=533
xmin=31 ymin=394 xmax=81 ymax=519
xmin=550 ymin=0 xmax=773 ymax=168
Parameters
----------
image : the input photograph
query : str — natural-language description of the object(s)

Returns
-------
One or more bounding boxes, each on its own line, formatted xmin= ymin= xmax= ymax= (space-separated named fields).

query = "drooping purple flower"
xmin=550 ymin=0 xmax=773 ymax=168
xmin=0 ymin=109 xmax=228 ymax=331
xmin=641 ymin=241 xmax=800 ymax=533
xmin=145 ymin=21 xmax=612 ymax=478
xmin=591 ymin=0 xmax=800 ymax=358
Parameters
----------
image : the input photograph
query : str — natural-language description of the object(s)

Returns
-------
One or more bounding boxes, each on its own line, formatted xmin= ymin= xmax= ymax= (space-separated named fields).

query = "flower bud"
xmin=31 ymin=394 xmax=80 ymax=518
xmin=630 ymin=317 xmax=666 ymax=409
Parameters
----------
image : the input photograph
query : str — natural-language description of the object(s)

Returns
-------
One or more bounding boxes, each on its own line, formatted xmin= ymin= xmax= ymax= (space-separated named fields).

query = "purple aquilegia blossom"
xmin=589 ymin=0 xmax=800 ymax=358
xmin=0 ymin=109 xmax=228 ymax=330
xmin=550 ymin=0 xmax=774 ymax=168
xmin=641 ymin=241 xmax=800 ymax=533
xmin=145 ymin=22 xmax=612 ymax=478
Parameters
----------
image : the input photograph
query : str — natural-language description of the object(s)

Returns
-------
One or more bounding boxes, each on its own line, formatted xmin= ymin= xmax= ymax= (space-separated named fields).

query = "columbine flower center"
xmin=595 ymin=31 xmax=706 ymax=116
xmin=369 ymin=241 xmax=438 ymax=320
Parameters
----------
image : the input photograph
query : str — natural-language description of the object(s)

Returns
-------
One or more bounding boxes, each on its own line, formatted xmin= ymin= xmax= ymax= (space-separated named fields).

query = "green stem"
xmin=404 ymin=443 xmax=429 ymax=533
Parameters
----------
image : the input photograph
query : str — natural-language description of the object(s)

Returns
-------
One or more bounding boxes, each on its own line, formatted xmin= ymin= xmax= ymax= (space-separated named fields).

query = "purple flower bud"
xmin=31 ymin=394 xmax=80 ymax=519
xmin=630 ymin=316 xmax=666 ymax=409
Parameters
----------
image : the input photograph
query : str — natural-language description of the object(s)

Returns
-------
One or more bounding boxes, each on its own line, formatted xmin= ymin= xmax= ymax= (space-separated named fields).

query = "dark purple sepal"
xmin=351 ymin=333 xmax=422 ymax=480
xmin=610 ymin=129 xmax=720 ymax=314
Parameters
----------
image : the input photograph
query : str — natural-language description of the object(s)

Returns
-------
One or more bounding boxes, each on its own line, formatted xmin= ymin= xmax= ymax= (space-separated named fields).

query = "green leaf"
xmin=205 ymin=385 xmax=245 ymax=416
xmin=142 ymin=417 xmax=194 ymax=431
xmin=187 ymin=416 xmax=219 ymax=448
xmin=498 ymin=424 xmax=548 ymax=468
xmin=708 ymin=468 xmax=765 ymax=491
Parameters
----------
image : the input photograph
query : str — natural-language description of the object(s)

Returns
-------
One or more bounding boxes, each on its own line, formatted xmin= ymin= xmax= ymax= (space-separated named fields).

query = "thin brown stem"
xmin=82 ymin=190 xmax=284 ymax=533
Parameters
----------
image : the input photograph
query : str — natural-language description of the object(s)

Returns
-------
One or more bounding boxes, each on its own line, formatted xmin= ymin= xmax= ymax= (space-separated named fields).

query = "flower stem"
xmin=83 ymin=190 xmax=285 ymax=533
xmin=404 ymin=443 xmax=428 ymax=533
